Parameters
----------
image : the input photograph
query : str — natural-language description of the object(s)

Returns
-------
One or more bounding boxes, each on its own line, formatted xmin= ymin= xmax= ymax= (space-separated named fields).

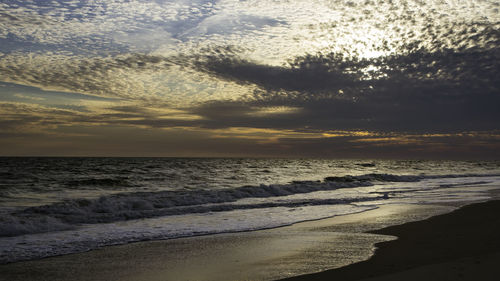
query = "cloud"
xmin=180 ymin=12 xmax=286 ymax=39
xmin=184 ymin=21 xmax=500 ymax=133
xmin=0 ymin=53 xmax=175 ymax=100
xmin=2 ymin=100 xmax=499 ymax=159
xmin=13 ymin=93 xmax=45 ymax=101
xmin=1 ymin=0 xmax=500 ymax=158
xmin=2 ymin=33 xmax=498 ymax=134
xmin=0 ymin=49 xmax=262 ymax=105
xmin=0 ymin=0 xmax=193 ymax=46
xmin=2 ymin=0 xmax=498 ymax=105
xmin=0 ymin=102 xmax=84 ymax=136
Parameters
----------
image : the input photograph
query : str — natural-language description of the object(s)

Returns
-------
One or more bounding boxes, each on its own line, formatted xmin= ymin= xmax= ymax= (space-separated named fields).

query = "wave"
xmin=65 ymin=178 xmax=133 ymax=188
xmin=1 ymin=173 xmax=497 ymax=237
xmin=0 ymin=196 xmax=385 ymax=237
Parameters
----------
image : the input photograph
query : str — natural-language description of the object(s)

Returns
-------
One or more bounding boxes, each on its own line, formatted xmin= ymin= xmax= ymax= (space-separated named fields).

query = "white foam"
xmin=0 ymin=204 xmax=374 ymax=263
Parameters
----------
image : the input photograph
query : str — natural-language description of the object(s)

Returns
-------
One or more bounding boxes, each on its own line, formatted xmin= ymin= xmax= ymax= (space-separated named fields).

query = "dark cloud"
xmin=192 ymin=21 xmax=499 ymax=90
xmin=193 ymin=53 xmax=358 ymax=95
xmin=1 ymin=122 xmax=498 ymax=159
xmin=270 ymin=133 xmax=500 ymax=160
xmin=185 ymin=23 xmax=500 ymax=133
xmin=0 ymin=102 xmax=85 ymax=137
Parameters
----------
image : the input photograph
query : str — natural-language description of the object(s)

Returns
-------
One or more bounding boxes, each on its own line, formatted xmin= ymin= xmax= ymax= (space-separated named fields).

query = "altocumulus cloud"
xmin=186 ymin=20 xmax=500 ymax=133
xmin=0 ymin=0 xmax=499 ymax=157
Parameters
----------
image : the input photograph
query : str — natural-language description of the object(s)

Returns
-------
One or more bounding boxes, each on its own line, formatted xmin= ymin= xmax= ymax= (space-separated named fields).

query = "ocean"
xmin=1 ymin=157 xmax=499 ymax=264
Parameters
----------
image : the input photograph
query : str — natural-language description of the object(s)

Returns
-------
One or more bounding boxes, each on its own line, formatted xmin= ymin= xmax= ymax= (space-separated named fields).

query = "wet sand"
xmin=0 ymin=204 xmax=455 ymax=281
xmin=282 ymin=200 xmax=500 ymax=281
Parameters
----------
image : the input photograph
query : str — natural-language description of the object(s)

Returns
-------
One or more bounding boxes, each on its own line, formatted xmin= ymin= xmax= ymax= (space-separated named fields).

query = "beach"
xmin=282 ymin=199 xmax=500 ymax=281
xmin=1 ymin=158 xmax=499 ymax=281
xmin=2 ymin=200 xmax=494 ymax=281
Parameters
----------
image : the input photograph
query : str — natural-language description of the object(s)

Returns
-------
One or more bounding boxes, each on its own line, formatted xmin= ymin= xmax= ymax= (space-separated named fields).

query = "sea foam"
xmin=2 ymin=173 xmax=498 ymax=237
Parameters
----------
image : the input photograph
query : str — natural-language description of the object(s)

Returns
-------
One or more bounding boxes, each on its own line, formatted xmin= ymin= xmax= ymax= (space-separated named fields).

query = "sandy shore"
xmin=281 ymin=200 xmax=500 ymax=281
xmin=0 ymin=203 xmax=455 ymax=281
xmin=2 ymin=198 xmax=499 ymax=281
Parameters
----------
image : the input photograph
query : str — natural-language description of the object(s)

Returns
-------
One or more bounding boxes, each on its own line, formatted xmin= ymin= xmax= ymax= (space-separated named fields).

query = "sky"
xmin=0 ymin=0 xmax=499 ymax=158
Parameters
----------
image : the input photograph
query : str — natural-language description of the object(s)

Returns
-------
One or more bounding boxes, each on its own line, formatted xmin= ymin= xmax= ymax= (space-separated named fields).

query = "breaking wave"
xmin=1 ymin=173 xmax=497 ymax=237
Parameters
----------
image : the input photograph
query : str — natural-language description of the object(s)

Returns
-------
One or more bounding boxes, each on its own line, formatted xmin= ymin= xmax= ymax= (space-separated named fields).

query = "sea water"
xmin=0 ymin=158 xmax=499 ymax=263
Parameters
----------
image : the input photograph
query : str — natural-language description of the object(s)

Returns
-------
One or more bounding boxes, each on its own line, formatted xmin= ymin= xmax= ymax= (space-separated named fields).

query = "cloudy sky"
xmin=0 ymin=0 xmax=499 ymax=158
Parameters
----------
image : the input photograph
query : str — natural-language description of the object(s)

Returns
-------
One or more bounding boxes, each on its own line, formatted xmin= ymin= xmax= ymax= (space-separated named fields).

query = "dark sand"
xmin=281 ymin=200 xmax=500 ymax=281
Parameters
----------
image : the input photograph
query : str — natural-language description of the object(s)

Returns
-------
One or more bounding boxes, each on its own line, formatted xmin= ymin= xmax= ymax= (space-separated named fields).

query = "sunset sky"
xmin=0 ymin=0 xmax=499 ymax=158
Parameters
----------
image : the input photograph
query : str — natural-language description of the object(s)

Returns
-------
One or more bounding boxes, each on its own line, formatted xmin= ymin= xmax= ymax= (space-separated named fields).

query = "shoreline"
xmin=280 ymin=199 xmax=500 ymax=281
xmin=0 ymin=202 xmax=460 ymax=281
